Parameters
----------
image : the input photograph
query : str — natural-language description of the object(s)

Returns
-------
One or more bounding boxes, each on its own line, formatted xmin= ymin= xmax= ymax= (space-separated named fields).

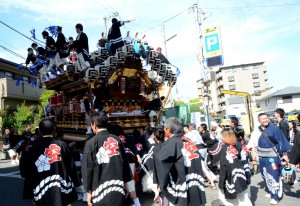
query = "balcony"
xmin=217 ymin=84 xmax=224 ymax=90
xmin=0 ymin=78 xmax=44 ymax=101
xmin=262 ymin=66 xmax=267 ymax=73
xmin=217 ymin=76 xmax=223 ymax=81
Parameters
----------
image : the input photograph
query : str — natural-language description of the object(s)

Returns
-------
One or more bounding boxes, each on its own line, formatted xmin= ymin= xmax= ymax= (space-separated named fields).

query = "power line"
xmin=143 ymin=7 xmax=190 ymax=33
xmin=0 ymin=44 xmax=26 ymax=60
xmin=0 ymin=39 xmax=24 ymax=54
xmin=205 ymin=2 xmax=300 ymax=10
xmin=0 ymin=20 xmax=44 ymax=46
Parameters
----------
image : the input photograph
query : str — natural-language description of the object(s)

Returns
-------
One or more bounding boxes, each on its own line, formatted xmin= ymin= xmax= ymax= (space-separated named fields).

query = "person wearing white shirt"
xmin=185 ymin=123 xmax=204 ymax=145
xmin=185 ymin=123 xmax=217 ymax=189
xmin=211 ymin=121 xmax=223 ymax=141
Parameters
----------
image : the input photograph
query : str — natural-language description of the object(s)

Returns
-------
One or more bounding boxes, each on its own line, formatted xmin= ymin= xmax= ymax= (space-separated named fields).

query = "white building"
xmin=226 ymin=97 xmax=248 ymax=118
xmin=259 ymin=86 xmax=300 ymax=112
xmin=197 ymin=62 xmax=270 ymax=115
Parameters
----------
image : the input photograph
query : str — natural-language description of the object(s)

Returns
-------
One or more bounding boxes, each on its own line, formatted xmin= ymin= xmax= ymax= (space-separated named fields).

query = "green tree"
xmin=31 ymin=90 xmax=56 ymax=131
xmin=40 ymin=90 xmax=56 ymax=109
xmin=14 ymin=102 xmax=35 ymax=134
xmin=189 ymin=98 xmax=203 ymax=113
xmin=0 ymin=106 xmax=16 ymax=131
xmin=173 ymin=100 xmax=185 ymax=107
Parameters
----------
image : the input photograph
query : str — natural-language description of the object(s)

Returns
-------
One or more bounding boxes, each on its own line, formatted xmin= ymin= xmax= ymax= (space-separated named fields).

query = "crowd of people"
xmin=1 ymin=107 xmax=300 ymax=206
xmin=24 ymin=17 xmax=137 ymax=84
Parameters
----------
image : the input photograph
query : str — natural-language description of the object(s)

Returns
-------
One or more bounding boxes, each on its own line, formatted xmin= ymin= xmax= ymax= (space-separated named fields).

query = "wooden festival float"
xmin=45 ymin=34 xmax=177 ymax=141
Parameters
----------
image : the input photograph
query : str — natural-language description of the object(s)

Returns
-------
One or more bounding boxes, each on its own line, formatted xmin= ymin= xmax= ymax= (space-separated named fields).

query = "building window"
xmin=229 ymin=85 xmax=236 ymax=90
xmin=0 ymin=71 xmax=5 ymax=78
xmin=282 ymin=96 xmax=292 ymax=103
xmin=225 ymin=69 xmax=232 ymax=73
xmin=252 ymin=73 xmax=259 ymax=79
xmin=23 ymin=76 xmax=29 ymax=84
xmin=253 ymin=65 xmax=260 ymax=69
xmin=242 ymin=66 xmax=248 ymax=70
xmin=253 ymin=82 xmax=260 ymax=88
xmin=256 ymin=102 xmax=260 ymax=108
xmin=232 ymin=68 xmax=237 ymax=73
xmin=5 ymin=72 xmax=14 ymax=79
xmin=228 ymin=76 xmax=235 ymax=82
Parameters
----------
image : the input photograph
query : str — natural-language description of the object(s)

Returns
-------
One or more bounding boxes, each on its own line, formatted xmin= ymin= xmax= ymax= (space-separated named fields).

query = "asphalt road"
xmin=0 ymin=159 xmax=300 ymax=206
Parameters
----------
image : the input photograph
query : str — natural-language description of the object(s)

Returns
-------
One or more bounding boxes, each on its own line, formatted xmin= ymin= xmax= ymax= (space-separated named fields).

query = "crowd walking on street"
xmin=1 ymin=108 xmax=300 ymax=206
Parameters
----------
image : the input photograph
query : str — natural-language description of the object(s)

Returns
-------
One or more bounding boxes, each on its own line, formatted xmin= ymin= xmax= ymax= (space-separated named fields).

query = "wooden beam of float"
xmin=108 ymin=68 xmax=152 ymax=88
xmin=156 ymin=81 xmax=174 ymax=126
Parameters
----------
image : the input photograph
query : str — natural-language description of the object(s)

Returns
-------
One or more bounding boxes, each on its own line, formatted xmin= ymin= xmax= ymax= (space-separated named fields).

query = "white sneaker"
xmin=265 ymin=193 xmax=271 ymax=198
xmin=132 ymin=198 xmax=141 ymax=206
xmin=270 ymin=199 xmax=278 ymax=205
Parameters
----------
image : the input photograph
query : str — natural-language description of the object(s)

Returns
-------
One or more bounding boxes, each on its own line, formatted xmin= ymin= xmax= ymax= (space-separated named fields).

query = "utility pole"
xmin=103 ymin=12 xmax=119 ymax=38
xmin=161 ymin=21 xmax=179 ymax=101
xmin=103 ymin=16 xmax=108 ymax=37
xmin=162 ymin=22 xmax=168 ymax=58
xmin=191 ymin=3 xmax=212 ymax=129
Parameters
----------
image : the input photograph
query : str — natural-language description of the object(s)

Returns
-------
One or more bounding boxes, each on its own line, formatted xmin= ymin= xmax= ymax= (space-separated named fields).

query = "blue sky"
xmin=0 ymin=0 xmax=299 ymax=101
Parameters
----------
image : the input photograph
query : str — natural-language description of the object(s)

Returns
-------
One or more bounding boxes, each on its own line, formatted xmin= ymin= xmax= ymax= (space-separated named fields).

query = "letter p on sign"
xmin=205 ymin=34 xmax=220 ymax=53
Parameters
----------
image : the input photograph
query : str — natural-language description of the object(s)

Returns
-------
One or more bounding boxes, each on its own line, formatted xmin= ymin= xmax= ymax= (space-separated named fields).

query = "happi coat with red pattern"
xmin=21 ymin=137 xmax=81 ymax=206
xmin=81 ymin=130 xmax=132 ymax=206
xmin=154 ymin=133 xmax=207 ymax=206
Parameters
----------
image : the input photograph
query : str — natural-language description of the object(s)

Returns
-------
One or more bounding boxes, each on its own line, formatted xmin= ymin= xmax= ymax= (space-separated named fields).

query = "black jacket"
xmin=25 ymin=53 xmax=36 ymax=65
xmin=56 ymin=32 xmax=69 ymax=58
xmin=21 ymin=137 xmax=81 ymax=206
xmin=154 ymin=133 xmax=206 ymax=206
xmin=288 ymin=131 xmax=300 ymax=164
xmin=36 ymin=47 xmax=46 ymax=58
xmin=45 ymin=36 xmax=57 ymax=57
xmin=279 ymin=118 xmax=290 ymax=141
xmin=73 ymin=32 xmax=89 ymax=53
xmin=81 ymin=130 xmax=132 ymax=206
xmin=107 ymin=21 xmax=123 ymax=44
xmin=218 ymin=143 xmax=251 ymax=199
xmin=144 ymin=98 xmax=162 ymax=112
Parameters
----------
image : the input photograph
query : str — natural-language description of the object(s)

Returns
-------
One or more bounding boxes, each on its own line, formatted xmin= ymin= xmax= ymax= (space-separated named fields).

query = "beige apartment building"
xmin=197 ymin=62 xmax=270 ymax=115
xmin=0 ymin=58 xmax=44 ymax=111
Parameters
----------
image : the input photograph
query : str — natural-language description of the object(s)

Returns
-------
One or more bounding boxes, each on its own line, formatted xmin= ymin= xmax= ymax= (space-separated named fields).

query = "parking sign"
xmin=203 ymin=26 xmax=223 ymax=67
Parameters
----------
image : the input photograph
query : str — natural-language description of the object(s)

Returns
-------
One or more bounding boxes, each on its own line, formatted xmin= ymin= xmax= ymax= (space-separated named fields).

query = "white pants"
xmin=48 ymin=56 xmax=56 ymax=70
xmin=76 ymin=53 xmax=90 ymax=71
xmin=141 ymin=170 xmax=158 ymax=194
xmin=218 ymin=188 xmax=252 ymax=206
xmin=8 ymin=149 xmax=16 ymax=158
xmin=55 ymin=53 xmax=68 ymax=68
xmin=149 ymin=110 xmax=157 ymax=118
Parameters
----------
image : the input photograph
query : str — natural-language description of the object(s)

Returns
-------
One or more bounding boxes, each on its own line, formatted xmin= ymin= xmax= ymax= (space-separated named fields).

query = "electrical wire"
xmin=0 ymin=44 xmax=26 ymax=60
xmin=205 ymin=2 xmax=300 ymax=10
xmin=142 ymin=7 xmax=190 ymax=33
xmin=0 ymin=39 xmax=23 ymax=54
xmin=0 ymin=20 xmax=44 ymax=46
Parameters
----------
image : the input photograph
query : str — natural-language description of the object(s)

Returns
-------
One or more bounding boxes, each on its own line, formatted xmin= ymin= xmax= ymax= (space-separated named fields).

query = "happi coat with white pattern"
xmin=81 ymin=130 xmax=132 ymax=206
xmin=154 ymin=133 xmax=206 ymax=206
xmin=218 ymin=143 xmax=251 ymax=199
xmin=22 ymin=137 xmax=81 ymax=206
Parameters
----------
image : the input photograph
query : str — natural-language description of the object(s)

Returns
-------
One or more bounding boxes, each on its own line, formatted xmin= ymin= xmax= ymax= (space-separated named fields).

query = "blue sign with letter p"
xmin=205 ymin=34 xmax=220 ymax=53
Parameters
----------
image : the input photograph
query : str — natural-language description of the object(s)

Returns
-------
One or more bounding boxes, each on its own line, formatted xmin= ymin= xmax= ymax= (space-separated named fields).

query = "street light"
xmin=162 ymin=22 xmax=177 ymax=58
